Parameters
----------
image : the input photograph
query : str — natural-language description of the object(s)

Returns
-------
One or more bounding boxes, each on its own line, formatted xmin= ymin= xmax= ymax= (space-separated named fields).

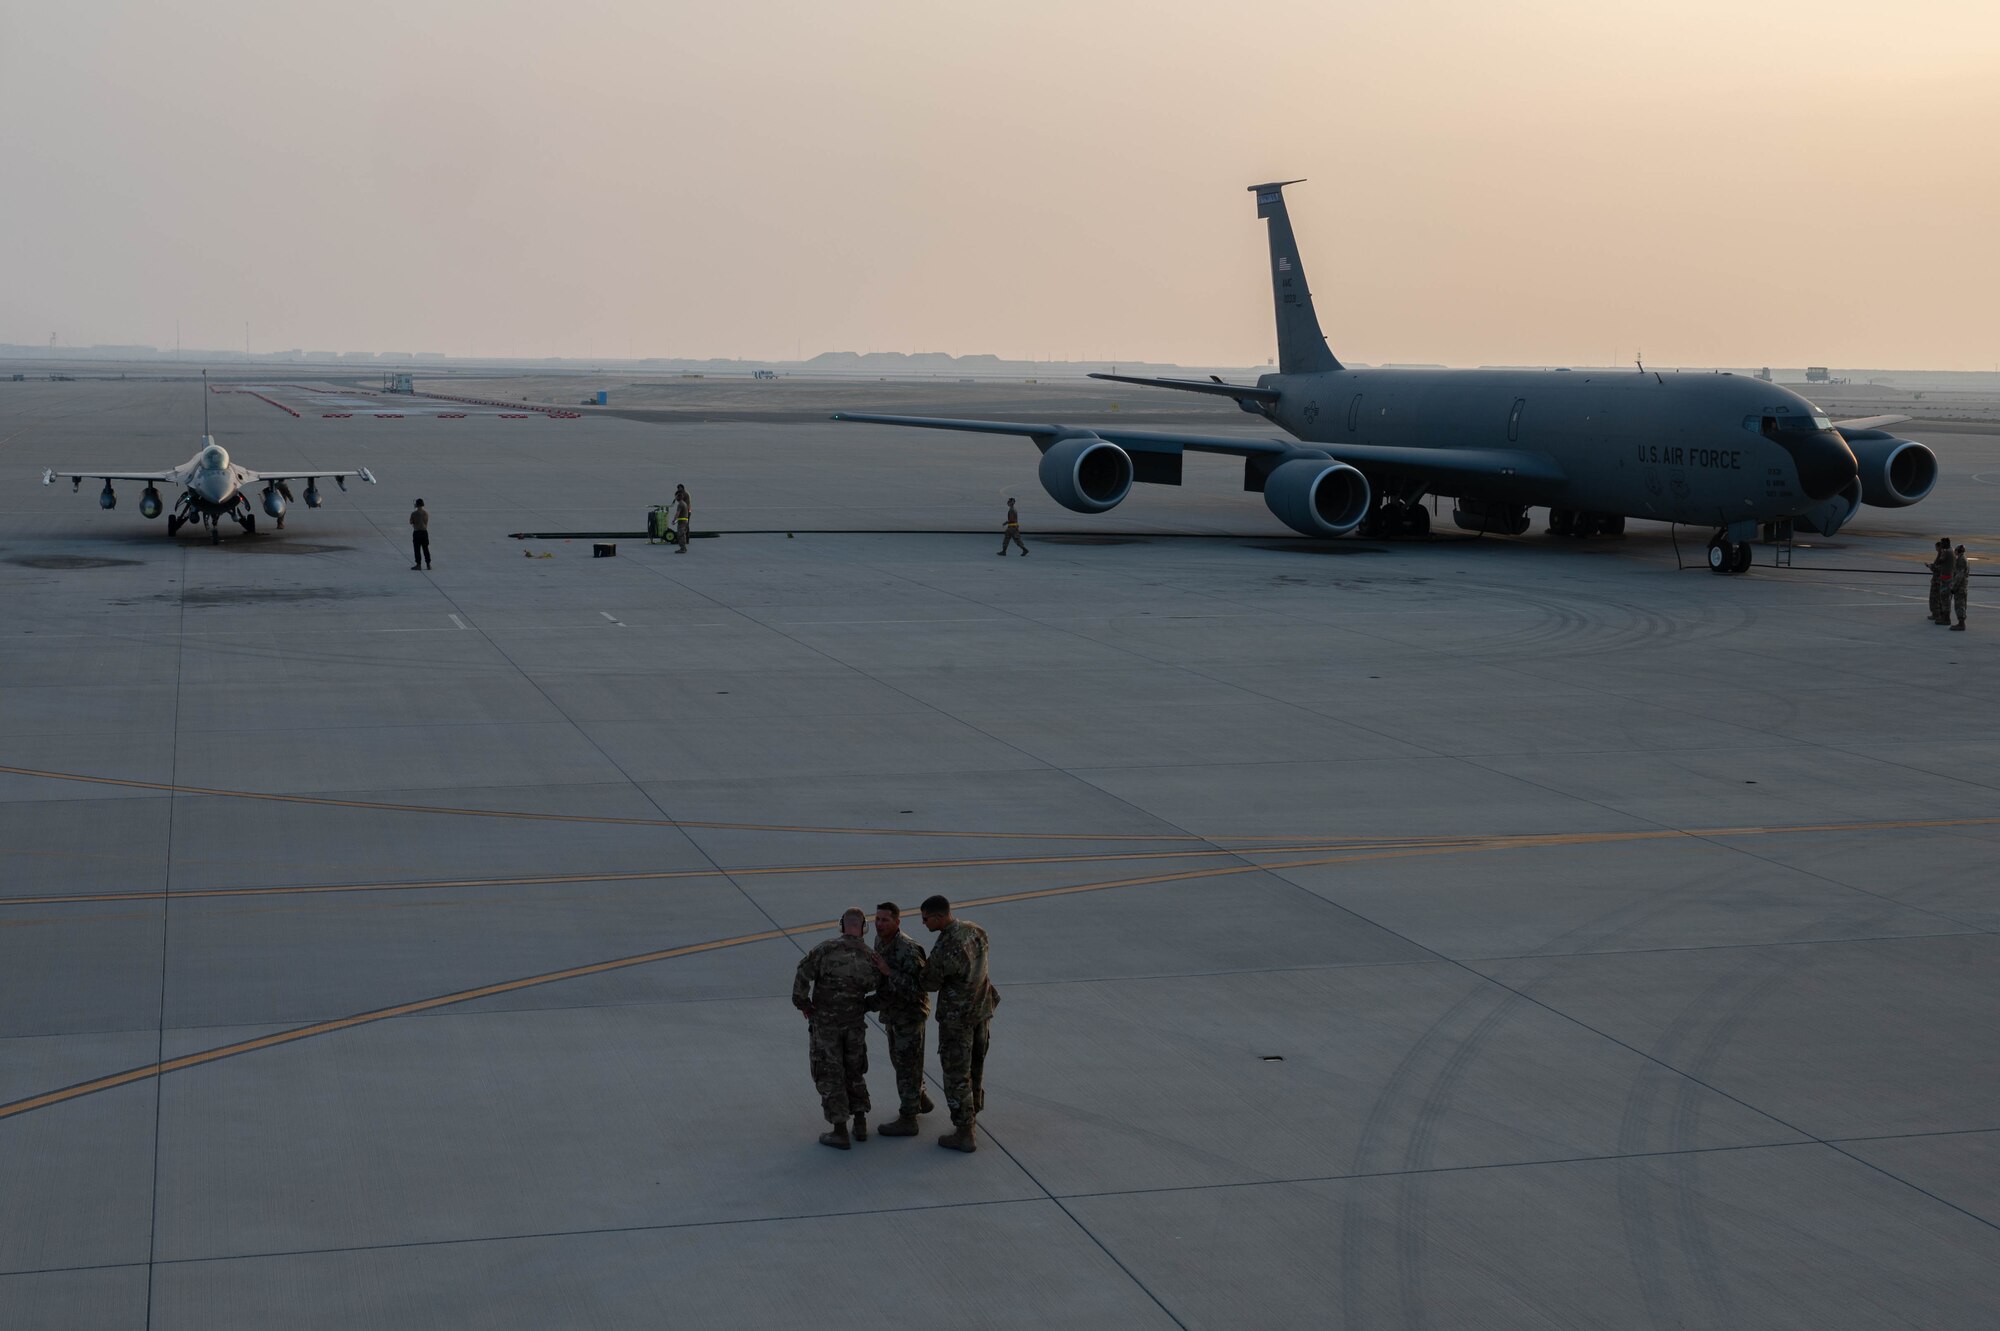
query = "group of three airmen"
xmin=1928 ymin=538 xmax=1970 ymax=629
xmin=790 ymin=895 xmax=998 ymax=1153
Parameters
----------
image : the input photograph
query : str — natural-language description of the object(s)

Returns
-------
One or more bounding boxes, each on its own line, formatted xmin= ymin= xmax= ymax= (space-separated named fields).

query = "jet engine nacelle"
xmin=1263 ymin=457 xmax=1372 ymax=537
xmin=262 ymin=486 xmax=286 ymax=519
xmin=1038 ymin=434 xmax=1133 ymax=513
xmin=139 ymin=486 xmax=163 ymax=519
xmin=303 ymin=481 xmax=322 ymax=508
xmin=99 ymin=482 xmax=116 ymax=510
xmin=1795 ymin=477 xmax=1864 ymax=536
xmin=1842 ymin=430 xmax=1938 ymax=508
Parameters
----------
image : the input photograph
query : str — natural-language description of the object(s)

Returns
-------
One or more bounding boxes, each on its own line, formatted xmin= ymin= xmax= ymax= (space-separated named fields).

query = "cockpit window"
xmin=1743 ymin=413 xmax=1835 ymax=435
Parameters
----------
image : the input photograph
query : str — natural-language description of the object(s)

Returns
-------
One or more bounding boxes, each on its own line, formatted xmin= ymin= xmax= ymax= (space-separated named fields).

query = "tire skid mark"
xmin=1337 ymin=979 xmax=1496 ymax=1327
xmin=1392 ymin=988 xmax=1522 ymax=1331
xmin=1610 ymin=961 xmax=1797 ymax=1330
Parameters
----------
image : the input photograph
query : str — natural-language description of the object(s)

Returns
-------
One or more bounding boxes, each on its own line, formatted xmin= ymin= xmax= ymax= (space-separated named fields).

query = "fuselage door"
xmin=1507 ymin=397 xmax=1526 ymax=443
xmin=1346 ymin=393 xmax=1363 ymax=432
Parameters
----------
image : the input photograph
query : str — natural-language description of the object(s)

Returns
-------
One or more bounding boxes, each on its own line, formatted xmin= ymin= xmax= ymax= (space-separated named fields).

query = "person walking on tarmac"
xmin=409 ymin=499 xmax=432 ymax=571
xmin=998 ymin=497 xmax=1029 ymax=557
xmin=1930 ymin=538 xmax=1954 ymax=624
xmin=1952 ymin=544 xmax=1970 ymax=630
xmin=672 ymin=484 xmax=692 ymax=554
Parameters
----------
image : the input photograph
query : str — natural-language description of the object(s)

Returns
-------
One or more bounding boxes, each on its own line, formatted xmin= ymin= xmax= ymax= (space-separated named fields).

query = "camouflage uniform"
xmin=922 ymin=919 xmax=998 ymax=1128
xmin=1930 ymin=545 xmax=1954 ymax=623
xmin=791 ymin=936 xmax=877 ymax=1124
xmin=1953 ymin=549 xmax=1970 ymax=627
xmin=873 ymin=930 xmax=931 ymax=1118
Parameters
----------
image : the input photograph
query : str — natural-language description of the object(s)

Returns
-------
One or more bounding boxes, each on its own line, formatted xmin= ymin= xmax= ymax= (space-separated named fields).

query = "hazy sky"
xmin=4 ymin=0 xmax=1997 ymax=368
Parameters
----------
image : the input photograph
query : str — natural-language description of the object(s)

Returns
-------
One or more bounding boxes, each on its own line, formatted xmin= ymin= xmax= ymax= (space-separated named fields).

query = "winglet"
xmin=1246 ymin=181 xmax=1341 ymax=375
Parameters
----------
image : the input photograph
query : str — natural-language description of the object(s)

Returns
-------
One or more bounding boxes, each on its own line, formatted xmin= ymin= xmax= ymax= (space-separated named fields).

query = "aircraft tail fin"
xmin=1249 ymin=181 xmax=1342 ymax=375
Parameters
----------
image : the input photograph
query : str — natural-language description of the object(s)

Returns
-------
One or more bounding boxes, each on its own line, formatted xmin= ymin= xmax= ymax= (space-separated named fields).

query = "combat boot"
xmin=877 ymin=1114 xmax=919 ymax=1137
xmin=938 ymin=1123 xmax=977 ymax=1153
xmin=818 ymin=1122 xmax=852 ymax=1150
xmin=920 ymin=1091 xmax=935 ymax=1114
xmin=852 ymin=1115 xmax=869 ymax=1141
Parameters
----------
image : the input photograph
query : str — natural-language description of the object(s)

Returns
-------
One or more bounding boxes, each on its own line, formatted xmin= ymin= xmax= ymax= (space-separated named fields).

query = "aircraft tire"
xmin=1707 ymin=537 xmax=1731 ymax=573
xmin=209 ymin=523 xmax=220 ymax=545
xmin=166 ymin=516 xmax=182 ymax=537
xmin=1406 ymin=505 xmax=1429 ymax=537
xmin=1603 ymin=514 xmax=1625 ymax=537
xmin=1548 ymin=509 xmax=1572 ymax=537
xmin=1731 ymin=543 xmax=1753 ymax=574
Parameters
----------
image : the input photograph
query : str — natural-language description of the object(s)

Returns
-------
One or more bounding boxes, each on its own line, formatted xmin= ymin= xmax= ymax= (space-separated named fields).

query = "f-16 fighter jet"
xmin=43 ymin=437 xmax=375 ymax=544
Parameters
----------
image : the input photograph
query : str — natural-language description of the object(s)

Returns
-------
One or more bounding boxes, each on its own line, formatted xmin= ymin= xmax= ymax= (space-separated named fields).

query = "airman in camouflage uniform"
xmin=1930 ymin=538 xmax=1954 ymax=624
xmin=1951 ymin=544 xmax=1970 ymax=629
xmin=792 ymin=908 xmax=878 ymax=1150
xmin=869 ymin=902 xmax=936 ymax=1136
xmin=919 ymin=894 xmax=1000 ymax=1153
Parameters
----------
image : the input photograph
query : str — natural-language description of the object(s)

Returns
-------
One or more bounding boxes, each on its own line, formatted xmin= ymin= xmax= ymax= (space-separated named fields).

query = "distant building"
xmin=1806 ymin=366 xmax=1831 ymax=382
xmin=382 ymin=372 xmax=414 ymax=394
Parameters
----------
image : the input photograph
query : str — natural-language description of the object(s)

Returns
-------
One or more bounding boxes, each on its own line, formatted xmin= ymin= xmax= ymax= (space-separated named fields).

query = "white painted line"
xmin=600 ymin=611 xmax=625 ymax=627
xmin=448 ymin=614 xmax=470 ymax=630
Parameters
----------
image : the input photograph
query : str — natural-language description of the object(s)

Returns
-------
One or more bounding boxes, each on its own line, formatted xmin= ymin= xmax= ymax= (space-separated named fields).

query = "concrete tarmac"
xmin=2 ymin=373 xmax=1996 ymax=1328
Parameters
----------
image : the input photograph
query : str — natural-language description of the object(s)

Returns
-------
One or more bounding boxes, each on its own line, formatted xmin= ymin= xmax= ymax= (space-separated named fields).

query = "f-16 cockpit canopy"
xmin=200 ymin=441 xmax=230 ymax=469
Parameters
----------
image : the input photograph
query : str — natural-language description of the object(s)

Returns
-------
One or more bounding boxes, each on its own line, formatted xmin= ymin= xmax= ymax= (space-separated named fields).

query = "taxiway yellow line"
xmin=0 ymin=764 xmax=1241 ymax=842
xmin=4 ymin=813 xmax=1993 ymax=912
xmin=0 ymin=840 xmax=1447 ymax=909
xmin=4 ymin=806 xmax=1990 ymax=1123
xmin=0 ymin=849 xmax=1385 ymax=1122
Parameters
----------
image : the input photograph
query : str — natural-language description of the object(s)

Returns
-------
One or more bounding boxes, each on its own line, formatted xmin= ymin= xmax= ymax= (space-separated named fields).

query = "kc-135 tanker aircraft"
xmin=838 ymin=182 xmax=1939 ymax=573
xmin=40 ymin=379 xmax=375 ymax=543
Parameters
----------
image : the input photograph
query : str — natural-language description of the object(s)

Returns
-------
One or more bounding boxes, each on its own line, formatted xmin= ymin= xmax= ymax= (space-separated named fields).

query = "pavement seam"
xmin=10 ymin=1130 xmax=2000 ymax=1281
xmin=142 ymin=536 xmax=189 ymax=1331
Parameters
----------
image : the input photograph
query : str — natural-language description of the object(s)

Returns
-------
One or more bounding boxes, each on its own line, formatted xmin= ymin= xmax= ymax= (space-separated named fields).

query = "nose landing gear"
xmin=1707 ymin=533 xmax=1754 ymax=574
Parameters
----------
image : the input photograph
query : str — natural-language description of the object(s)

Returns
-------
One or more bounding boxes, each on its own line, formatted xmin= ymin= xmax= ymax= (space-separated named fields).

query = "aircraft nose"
xmin=1794 ymin=431 xmax=1858 ymax=502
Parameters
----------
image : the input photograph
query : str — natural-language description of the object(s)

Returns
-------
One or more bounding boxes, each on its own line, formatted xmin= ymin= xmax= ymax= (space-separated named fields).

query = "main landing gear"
xmin=1361 ymin=499 xmax=1430 ymax=538
xmin=1547 ymin=509 xmax=1626 ymax=538
xmin=1706 ymin=532 xmax=1753 ymax=575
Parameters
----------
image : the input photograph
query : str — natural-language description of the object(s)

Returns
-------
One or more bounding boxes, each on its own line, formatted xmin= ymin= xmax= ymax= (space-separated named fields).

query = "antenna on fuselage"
xmin=1635 ymin=351 xmax=1644 ymax=373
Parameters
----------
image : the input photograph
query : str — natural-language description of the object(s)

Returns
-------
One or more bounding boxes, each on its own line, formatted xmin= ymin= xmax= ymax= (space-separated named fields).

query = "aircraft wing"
xmin=1086 ymin=372 xmax=1281 ymax=405
xmin=42 ymin=467 xmax=180 ymax=485
xmin=831 ymin=413 xmax=1566 ymax=488
xmin=832 ymin=413 xmax=1293 ymax=456
xmin=239 ymin=467 xmax=378 ymax=487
